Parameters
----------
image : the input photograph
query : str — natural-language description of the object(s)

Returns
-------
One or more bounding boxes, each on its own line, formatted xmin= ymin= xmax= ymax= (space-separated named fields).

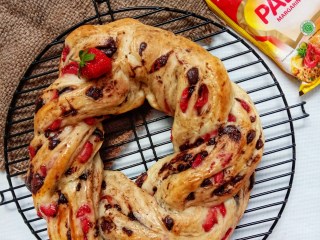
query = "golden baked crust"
xmin=26 ymin=18 xmax=264 ymax=240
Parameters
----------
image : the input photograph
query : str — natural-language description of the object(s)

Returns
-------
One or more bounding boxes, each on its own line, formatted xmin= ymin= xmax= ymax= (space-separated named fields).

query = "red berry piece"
xmin=61 ymin=46 xmax=70 ymax=62
xmin=221 ymin=228 xmax=232 ymax=240
xmin=80 ymin=217 xmax=92 ymax=234
xmin=28 ymin=145 xmax=36 ymax=159
xmin=40 ymin=203 xmax=58 ymax=218
xmin=180 ymin=86 xmax=195 ymax=113
xmin=101 ymin=195 xmax=113 ymax=204
xmin=47 ymin=119 xmax=62 ymax=131
xmin=83 ymin=117 xmax=96 ymax=125
xmin=80 ymin=48 xmax=112 ymax=79
xmin=37 ymin=210 xmax=43 ymax=218
xmin=212 ymin=171 xmax=224 ymax=184
xmin=76 ymin=204 xmax=91 ymax=218
xmin=203 ymin=129 xmax=218 ymax=142
xmin=202 ymin=207 xmax=218 ymax=232
xmin=51 ymin=89 xmax=59 ymax=100
xmin=235 ymin=98 xmax=251 ymax=113
xmin=228 ymin=113 xmax=236 ymax=122
xmin=39 ymin=165 xmax=47 ymax=177
xmin=192 ymin=154 xmax=203 ymax=168
xmin=219 ymin=153 xmax=233 ymax=167
xmin=78 ymin=141 xmax=93 ymax=163
xmin=216 ymin=203 xmax=227 ymax=217
xmin=61 ymin=61 xmax=79 ymax=76
xmin=195 ymin=84 xmax=209 ymax=113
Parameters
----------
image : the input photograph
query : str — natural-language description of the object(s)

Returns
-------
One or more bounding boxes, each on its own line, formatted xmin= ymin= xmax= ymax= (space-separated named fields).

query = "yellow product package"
xmin=205 ymin=0 xmax=320 ymax=95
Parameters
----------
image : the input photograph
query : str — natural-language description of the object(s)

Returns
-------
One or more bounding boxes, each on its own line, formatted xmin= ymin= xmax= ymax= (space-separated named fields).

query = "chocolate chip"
xmin=195 ymin=137 xmax=205 ymax=147
xmin=249 ymin=174 xmax=255 ymax=190
xmin=79 ymin=172 xmax=88 ymax=180
xmin=128 ymin=211 xmax=137 ymax=221
xmin=101 ymin=180 xmax=107 ymax=190
xmin=59 ymin=87 xmax=74 ymax=95
xmin=250 ymin=116 xmax=256 ymax=123
xmin=100 ymin=217 xmax=115 ymax=233
xmin=255 ymin=138 xmax=264 ymax=150
xmin=35 ymin=97 xmax=44 ymax=113
xmin=187 ymin=67 xmax=199 ymax=85
xmin=212 ymin=185 xmax=229 ymax=196
xmin=219 ymin=125 xmax=241 ymax=142
xmin=231 ymin=175 xmax=244 ymax=185
xmin=105 ymin=204 xmax=112 ymax=210
xmin=177 ymin=164 xmax=185 ymax=172
xmin=200 ymin=178 xmax=212 ymax=187
xmin=30 ymin=173 xmax=45 ymax=194
xmin=186 ymin=192 xmax=195 ymax=201
xmin=207 ymin=137 xmax=216 ymax=145
xmin=66 ymin=229 xmax=71 ymax=240
xmin=93 ymin=128 xmax=104 ymax=141
xmin=58 ymin=191 xmax=68 ymax=204
xmin=65 ymin=167 xmax=74 ymax=176
xmin=201 ymin=151 xmax=208 ymax=158
xmin=149 ymin=51 xmax=173 ymax=73
xmin=114 ymin=204 xmax=122 ymax=212
xmin=234 ymin=193 xmax=240 ymax=205
xmin=122 ymin=227 xmax=133 ymax=236
xmin=182 ymin=154 xmax=193 ymax=162
xmin=62 ymin=108 xmax=77 ymax=117
xmin=139 ymin=42 xmax=147 ymax=56
xmin=153 ymin=186 xmax=157 ymax=193
xmin=246 ymin=130 xmax=256 ymax=144
xmin=98 ymin=38 xmax=117 ymax=58
xmin=135 ymin=172 xmax=148 ymax=188
xmin=48 ymin=138 xmax=60 ymax=150
xmin=162 ymin=216 xmax=174 ymax=231
xmin=86 ymin=87 xmax=103 ymax=100
xmin=76 ymin=182 xmax=81 ymax=191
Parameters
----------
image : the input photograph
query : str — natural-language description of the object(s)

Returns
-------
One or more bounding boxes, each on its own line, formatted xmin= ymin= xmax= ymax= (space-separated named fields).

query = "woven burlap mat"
xmin=0 ymin=0 xmax=222 ymax=171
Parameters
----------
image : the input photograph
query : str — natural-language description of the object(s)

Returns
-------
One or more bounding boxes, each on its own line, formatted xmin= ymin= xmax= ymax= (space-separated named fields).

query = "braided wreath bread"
xmin=25 ymin=18 xmax=264 ymax=240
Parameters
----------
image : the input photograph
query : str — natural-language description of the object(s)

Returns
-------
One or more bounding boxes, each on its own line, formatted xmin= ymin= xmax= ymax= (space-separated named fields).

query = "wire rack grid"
xmin=1 ymin=1 xmax=309 ymax=240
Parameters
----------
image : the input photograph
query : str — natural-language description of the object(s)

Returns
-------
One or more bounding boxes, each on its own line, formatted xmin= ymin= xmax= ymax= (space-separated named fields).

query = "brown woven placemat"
xmin=0 ymin=0 xmax=221 ymax=171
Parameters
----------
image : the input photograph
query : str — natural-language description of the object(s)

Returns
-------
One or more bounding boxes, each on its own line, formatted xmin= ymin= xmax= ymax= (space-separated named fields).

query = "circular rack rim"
xmin=3 ymin=5 xmax=297 ymax=240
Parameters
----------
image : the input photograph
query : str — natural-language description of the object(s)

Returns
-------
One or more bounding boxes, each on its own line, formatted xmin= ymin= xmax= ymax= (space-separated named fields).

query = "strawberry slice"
xmin=28 ymin=145 xmax=36 ymax=159
xmin=78 ymin=141 xmax=93 ymax=163
xmin=202 ymin=207 xmax=218 ymax=232
xmin=195 ymin=84 xmax=209 ymax=113
xmin=235 ymin=98 xmax=250 ymax=113
xmin=216 ymin=203 xmax=227 ymax=217
xmin=40 ymin=203 xmax=58 ymax=217
xmin=47 ymin=119 xmax=62 ymax=131
xmin=80 ymin=48 xmax=112 ymax=79
xmin=212 ymin=171 xmax=224 ymax=184
xmin=228 ymin=113 xmax=236 ymax=122
xmin=83 ymin=117 xmax=96 ymax=125
xmin=61 ymin=61 xmax=79 ymax=75
xmin=76 ymin=204 xmax=91 ymax=218
xmin=80 ymin=217 xmax=92 ymax=234
xmin=61 ymin=46 xmax=70 ymax=62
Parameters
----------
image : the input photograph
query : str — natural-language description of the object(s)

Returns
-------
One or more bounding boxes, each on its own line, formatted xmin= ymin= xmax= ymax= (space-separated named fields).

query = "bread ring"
xmin=26 ymin=18 xmax=264 ymax=240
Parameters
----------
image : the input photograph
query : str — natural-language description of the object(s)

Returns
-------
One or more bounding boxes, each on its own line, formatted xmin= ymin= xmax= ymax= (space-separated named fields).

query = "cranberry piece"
xmin=47 ymin=119 xmax=62 ymax=131
xmin=80 ymin=217 xmax=92 ymax=234
xmin=216 ymin=203 xmax=226 ymax=217
xmin=76 ymin=204 xmax=91 ymax=218
xmin=191 ymin=154 xmax=203 ymax=168
xmin=228 ymin=113 xmax=236 ymax=122
xmin=39 ymin=165 xmax=47 ymax=177
xmin=180 ymin=86 xmax=195 ymax=113
xmin=40 ymin=203 xmax=58 ymax=217
xmin=51 ymin=89 xmax=59 ymax=100
xmin=213 ymin=171 xmax=224 ymax=184
xmin=221 ymin=228 xmax=232 ymax=240
xmin=235 ymin=98 xmax=251 ymax=113
xmin=28 ymin=146 xmax=36 ymax=159
xmin=61 ymin=61 xmax=79 ymax=75
xmin=83 ymin=117 xmax=96 ymax=125
xmin=61 ymin=46 xmax=70 ymax=62
xmin=78 ymin=141 xmax=93 ymax=163
xmin=202 ymin=207 xmax=218 ymax=232
xmin=195 ymin=84 xmax=209 ymax=113
xmin=139 ymin=42 xmax=147 ymax=56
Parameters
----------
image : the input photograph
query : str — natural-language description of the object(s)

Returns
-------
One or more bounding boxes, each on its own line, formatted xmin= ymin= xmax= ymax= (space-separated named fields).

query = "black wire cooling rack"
xmin=0 ymin=1 xmax=310 ymax=239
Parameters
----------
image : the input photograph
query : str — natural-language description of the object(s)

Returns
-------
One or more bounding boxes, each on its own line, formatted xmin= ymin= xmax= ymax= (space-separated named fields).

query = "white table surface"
xmin=0 ymin=39 xmax=319 ymax=240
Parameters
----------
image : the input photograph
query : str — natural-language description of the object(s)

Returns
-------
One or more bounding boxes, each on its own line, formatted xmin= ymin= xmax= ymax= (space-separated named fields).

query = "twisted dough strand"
xmin=26 ymin=18 xmax=264 ymax=240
